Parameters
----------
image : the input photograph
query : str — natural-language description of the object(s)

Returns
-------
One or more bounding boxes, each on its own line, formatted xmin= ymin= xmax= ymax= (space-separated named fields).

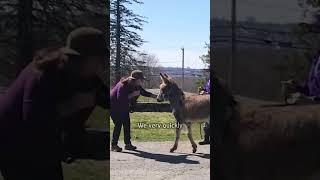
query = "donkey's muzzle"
xmin=157 ymin=98 xmax=163 ymax=102
xmin=157 ymin=93 xmax=165 ymax=102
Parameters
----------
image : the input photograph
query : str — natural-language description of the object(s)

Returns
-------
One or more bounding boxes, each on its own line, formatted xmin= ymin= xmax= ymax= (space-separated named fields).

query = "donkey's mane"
xmin=167 ymin=78 xmax=185 ymax=96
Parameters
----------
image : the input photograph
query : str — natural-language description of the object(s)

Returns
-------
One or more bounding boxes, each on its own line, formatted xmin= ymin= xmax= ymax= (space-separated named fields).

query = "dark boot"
xmin=111 ymin=145 xmax=122 ymax=152
xmin=125 ymin=144 xmax=137 ymax=150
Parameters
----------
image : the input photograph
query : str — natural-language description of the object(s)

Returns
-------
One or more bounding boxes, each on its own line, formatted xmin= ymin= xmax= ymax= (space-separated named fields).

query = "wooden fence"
xmin=134 ymin=102 xmax=172 ymax=112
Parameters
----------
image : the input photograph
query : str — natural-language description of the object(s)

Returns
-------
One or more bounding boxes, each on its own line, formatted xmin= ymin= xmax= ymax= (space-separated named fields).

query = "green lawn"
xmin=137 ymin=95 xmax=158 ymax=102
xmin=110 ymin=112 xmax=204 ymax=142
xmin=63 ymin=107 xmax=109 ymax=180
xmin=86 ymin=106 xmax=109 ymax=129
xmin=63 ymin=160 xmax=108 ymax=180
xmin=110 ymin=96 xmax=205 ymax=142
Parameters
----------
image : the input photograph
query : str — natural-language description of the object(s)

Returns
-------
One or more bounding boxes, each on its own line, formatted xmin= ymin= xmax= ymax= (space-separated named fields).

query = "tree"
xmin=0 ymin=0 xmax=108 ymax=77
xmin=278 ymin=0 xmax=320 ymax=82
xmin=195 ymin=42 xmax=210 ymax=91
xmin=200 ymin=43 xmax=210 ymax=69
xmin=136 ymin=52 xmax=160 ymax=88
xmin=110 ymin=0 xmax=147 ymax=82
xmin=200 ymin=42 xmax=210 ymax=78
xmin=139 ymin=52 xmax=159 ymax=75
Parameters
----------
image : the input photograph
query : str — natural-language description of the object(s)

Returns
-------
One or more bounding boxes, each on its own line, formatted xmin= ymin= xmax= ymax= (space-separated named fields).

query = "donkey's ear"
xmin=160 ymin=73 xmax=165 ymax=79
xmin=164 ymin=73 xmax=172 ymax=79
xmin=160 ymin=73 xmax=169 ymax=83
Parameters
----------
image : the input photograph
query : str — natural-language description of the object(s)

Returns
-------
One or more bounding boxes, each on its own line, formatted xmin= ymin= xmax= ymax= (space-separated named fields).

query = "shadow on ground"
xmin=120 ymin=149 xmax=210 ymax=164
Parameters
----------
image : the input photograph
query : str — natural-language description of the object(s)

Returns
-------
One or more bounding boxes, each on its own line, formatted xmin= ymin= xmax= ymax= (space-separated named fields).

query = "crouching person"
xmin=0 ymin=27 xmax=108 ymax=180
xmin=110 ymin=70 xmax=157 ymax=152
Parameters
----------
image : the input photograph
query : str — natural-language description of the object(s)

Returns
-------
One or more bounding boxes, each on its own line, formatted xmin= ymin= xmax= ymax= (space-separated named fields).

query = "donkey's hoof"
xmin=192 ymin=148 xmax=197 ymax=153
xmin=170 ymin=147 xmax=177 ymax=153
xmin=192 ymin=144 xmax=197 ymax=153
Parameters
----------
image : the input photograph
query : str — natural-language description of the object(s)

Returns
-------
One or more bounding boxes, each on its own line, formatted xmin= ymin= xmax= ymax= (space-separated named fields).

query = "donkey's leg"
xmin=170 ymin=125 xmax=182 ymax=153
xmin=186 ymin=123 xmax=197 ymax=153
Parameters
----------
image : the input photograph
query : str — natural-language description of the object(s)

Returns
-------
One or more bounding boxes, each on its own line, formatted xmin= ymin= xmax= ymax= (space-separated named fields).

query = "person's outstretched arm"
xmin=139 ymin=86 xmax=157 ymax=98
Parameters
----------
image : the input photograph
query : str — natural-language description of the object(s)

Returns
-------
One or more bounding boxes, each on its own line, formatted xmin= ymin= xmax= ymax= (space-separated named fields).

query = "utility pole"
xmin=181 ymin=47 xmax=185 ymax=90
xmin=230 ymin=0 xmax=237 ymax=90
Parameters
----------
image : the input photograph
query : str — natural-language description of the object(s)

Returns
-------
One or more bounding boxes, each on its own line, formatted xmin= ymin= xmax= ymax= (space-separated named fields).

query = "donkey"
xmin=157 ymin=73 xmax=210 ymax=153
xmin=213 ymin=75 xmax=320 ymax=180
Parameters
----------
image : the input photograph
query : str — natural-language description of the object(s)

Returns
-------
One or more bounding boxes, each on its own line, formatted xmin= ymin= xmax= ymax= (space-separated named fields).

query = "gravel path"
xmin=110 ymin=141 xmax=210 ymax=180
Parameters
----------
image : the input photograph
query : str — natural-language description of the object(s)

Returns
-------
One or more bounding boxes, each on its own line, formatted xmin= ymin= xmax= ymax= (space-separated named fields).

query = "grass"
xmin=137 ymin=95 xmax=158 ymax=103
xmin=85 ymin=106 xmax=109 ymax=129
xmin=63 ymin=160 xmax=108 ymax=180
xmin=63 ymin=107 xmax=109 ymax=180
xmin=110 ymin=96 xmax=205 ymax=142
xmin=110 ymin=112 xmax=204 ymax=142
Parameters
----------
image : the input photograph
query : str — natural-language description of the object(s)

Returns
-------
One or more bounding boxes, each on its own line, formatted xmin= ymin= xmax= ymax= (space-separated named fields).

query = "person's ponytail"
xmin=33 ymin=47 xmax=69 ymax=71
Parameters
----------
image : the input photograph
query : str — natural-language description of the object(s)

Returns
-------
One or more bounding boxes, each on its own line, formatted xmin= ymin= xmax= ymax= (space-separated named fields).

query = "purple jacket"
xmin=204 ymin=79 xmax=210 ymax=93
xmin=304 ymin=55 xmax=320 ymax=97
xmin=0 ymin=61 xmax=108 ymax=149
xmin=110 ymin=81 xmax=130 ymax=116
xmin=0 ymin=62 xmax=61 ymax=158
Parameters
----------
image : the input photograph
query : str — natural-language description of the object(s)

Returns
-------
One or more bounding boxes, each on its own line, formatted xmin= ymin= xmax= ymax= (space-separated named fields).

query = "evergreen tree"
xmin=0 ymin=0 xmax=108 ymax=76
xmin=110 ymin=0 xmax=147 ymax=82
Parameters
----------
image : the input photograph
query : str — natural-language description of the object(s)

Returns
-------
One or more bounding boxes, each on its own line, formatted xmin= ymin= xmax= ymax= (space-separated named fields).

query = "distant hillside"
xmin=213 ymin=18 xmax=301 ymax=49
xmin=157 ymin=67 xmax=206 ymax=78
xmin=142 ymin=67 xmax=208 ymax=93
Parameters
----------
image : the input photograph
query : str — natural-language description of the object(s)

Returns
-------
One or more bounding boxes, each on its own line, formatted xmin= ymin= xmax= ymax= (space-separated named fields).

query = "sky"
xmin=211 ymin=0 xmax=315 ymax=24
xmin=129 ymin=1 xmax=210 ymax=69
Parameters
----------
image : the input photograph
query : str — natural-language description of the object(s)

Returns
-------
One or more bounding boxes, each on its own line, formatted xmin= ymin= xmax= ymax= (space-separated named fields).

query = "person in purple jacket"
xmin=303 ymin=53 xmax=320 ymax=99
xmin=199 ymin=79 xmax=210 ymax=145
xmin=0 ymin=27 xmax=107 ymax=180
xmin=110 ymin=70 xmax=157 ymax=152
xmin=283 ymin=52 xmax=320 ymax=104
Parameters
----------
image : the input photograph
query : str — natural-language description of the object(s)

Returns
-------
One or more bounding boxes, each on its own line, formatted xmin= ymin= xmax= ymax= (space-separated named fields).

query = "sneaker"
xmin=111 ymin=145 xmax=122 ymax=152
xmin=125 ymin=144 xmax=137 ymax=150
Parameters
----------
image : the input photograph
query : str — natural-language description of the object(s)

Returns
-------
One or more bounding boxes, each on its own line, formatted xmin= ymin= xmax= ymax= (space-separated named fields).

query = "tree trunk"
xmin=17 ymin=0 xmax=33 ymax=75
xmin=106 ymin=0 xmax=110 ymax=85
xmin=115 ymin=0 xmax=121 ymax=82
xmin=44 ymin=0 xmax=49 ymax=47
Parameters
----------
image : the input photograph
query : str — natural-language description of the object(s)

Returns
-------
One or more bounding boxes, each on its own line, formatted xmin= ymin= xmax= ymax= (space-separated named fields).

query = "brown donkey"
xmin=157 ymin=73 xmax=210 ymax=153
xmin=213 ymin=75 xmax=320 ymax=180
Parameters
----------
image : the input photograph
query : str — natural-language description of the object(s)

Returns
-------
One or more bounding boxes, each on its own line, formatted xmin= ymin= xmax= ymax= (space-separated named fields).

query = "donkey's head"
xmin=157 ymin=73 xmax=184 ymax=102
xmin=212 ymin=75 xmax=237 ymax=108
xmin=212 ymin=74 xmax=238 ymax=144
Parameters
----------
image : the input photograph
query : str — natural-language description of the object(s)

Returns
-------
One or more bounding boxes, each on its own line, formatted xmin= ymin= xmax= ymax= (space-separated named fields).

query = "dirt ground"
xmin=110 ymin=141 xmax=210 ymax=180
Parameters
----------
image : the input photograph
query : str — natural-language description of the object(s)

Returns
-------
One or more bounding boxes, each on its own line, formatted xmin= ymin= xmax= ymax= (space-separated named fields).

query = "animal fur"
xmin=213 ymin=75 xmax=320 ymax=180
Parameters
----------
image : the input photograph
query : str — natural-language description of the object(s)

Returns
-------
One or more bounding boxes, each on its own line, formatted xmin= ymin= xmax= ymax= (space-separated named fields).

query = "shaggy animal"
xmin=157 ymin=73 xmax=210 ymax=153
xmin=213 ymin=75 xmax=320 ymax=180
